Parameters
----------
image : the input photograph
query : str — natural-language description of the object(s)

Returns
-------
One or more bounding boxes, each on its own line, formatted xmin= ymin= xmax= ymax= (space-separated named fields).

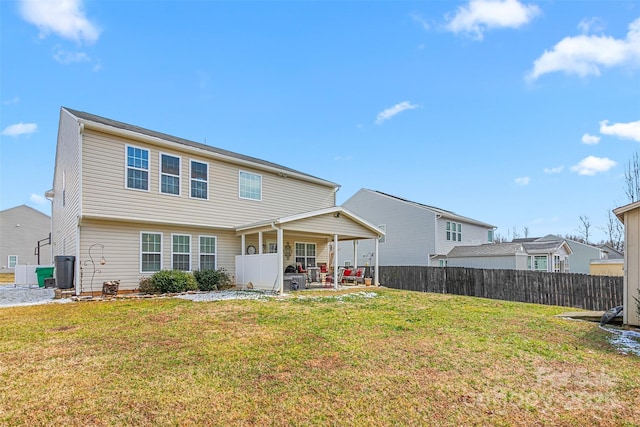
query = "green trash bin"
xmin=35 ymin=266 xmax=55 ymax=288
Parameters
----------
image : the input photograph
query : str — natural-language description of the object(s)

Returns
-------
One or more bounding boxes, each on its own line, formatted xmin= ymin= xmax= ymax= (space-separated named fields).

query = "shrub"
xmin=193 ymin=268 xmax=233 ymax=291
xmin=150 ymin=270 xmax=197 ymax=294
xmin=138 ymin=276 xmax=157 ymax=294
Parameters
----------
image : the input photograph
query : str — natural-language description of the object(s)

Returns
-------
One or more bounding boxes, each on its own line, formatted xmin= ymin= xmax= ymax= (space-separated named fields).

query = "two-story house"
xmin=0 ymin=205 xmax=52 ymax=274
xmin=339 ymin=189 xmax=496 ymax=267
xmin=48 ymin=107 xmax=383 ymax=294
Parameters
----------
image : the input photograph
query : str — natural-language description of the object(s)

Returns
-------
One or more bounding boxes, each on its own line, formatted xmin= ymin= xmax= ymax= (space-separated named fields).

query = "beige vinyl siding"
xmin=624 ymin=207 xmax=640 ymax=326
xmin=81 ymin=129 xmax=335 ymax=227
xmin=79 ymin=219 xmax=241 ymax=291
xmin=51 ymin=110 xmax=82 ymax=260
xmin=286 ymin=214 xmax=379 ymax=240
xmin=241 ymin=233 xmax=330 ymax=267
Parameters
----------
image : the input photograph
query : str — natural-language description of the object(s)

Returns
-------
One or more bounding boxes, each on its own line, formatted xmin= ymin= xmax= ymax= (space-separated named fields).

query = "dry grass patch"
xmin=0 ymin=288 xmax=638 ymax=426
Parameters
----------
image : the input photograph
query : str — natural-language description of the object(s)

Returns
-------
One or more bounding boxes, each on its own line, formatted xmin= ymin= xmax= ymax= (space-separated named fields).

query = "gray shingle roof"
xmin=63 ymin=107 xmax=339 ymax=188
xmin=370 ymin=190 xmax=496 ymax=229
xmin=447 ymin=243 xmax=524 ymax=257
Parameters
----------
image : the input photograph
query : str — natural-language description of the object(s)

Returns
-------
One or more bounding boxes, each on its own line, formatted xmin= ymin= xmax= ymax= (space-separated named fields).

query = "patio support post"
xmin=277 ymin=227 xmax=284 ymax=294
xmin=333 ymin=234 xmax=339 ymax=290
xmin=375 ymin=237 xmax=380 ymax=286
xmin=353 ymin=240 xmax=358 ymax=268
xmin=241 ymin=234 xmax=246 ymax=255
xmin=258 ymin=232 xmax=263 ymax=254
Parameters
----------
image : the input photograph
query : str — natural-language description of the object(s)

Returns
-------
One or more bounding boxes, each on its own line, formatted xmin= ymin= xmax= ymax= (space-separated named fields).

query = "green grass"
xmin=0 ymin=288 xmax=638 ymax=426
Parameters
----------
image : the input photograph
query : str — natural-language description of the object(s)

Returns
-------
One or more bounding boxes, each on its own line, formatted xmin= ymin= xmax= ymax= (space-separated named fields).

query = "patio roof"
xmin=235 ymin=206 xmax=384 ymax=240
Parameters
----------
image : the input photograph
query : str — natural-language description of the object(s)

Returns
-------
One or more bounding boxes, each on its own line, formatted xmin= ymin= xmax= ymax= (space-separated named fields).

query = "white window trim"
xmin=199 ymin=235 xmax=217 ymax=270
xmin=238 ymin=170 xmax=262 ymax=201
xmin=159 ymin=152 xmax=182 ymax=197
xmin=125 ymin=145 xmax=150 ymax=192
xmin=8 ymin=255 xmax=17 ymax=268
xmin=294 ymin=241 xmax=317 ymax=269
xmin=140 ymin=232 xmax=163 ymax=273
xmin=378 ymin=224 xmax=386 ymax=243
xmin=189 ymin=160 xmax=209 ymax=200
xmin=171 ymin=234 xmax=191 ymax=271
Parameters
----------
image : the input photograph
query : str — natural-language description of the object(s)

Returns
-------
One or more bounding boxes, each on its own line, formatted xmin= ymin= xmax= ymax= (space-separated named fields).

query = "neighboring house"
xmin=597 ymin=244 xmax=624 ymax=259
xmin=589 ymin=259 xmax=624 ymax=277
xmin=49 ymin=107 xmax=383 ymax=294
xmin=0 ymin=205 xmax=52 ymax=274
xmin=447 ymin=240 xmax=573 ymax=272
xmin=614 ymin=200 xmax=640 ymax=327
xmin=340 ymin=189 xmax=496 ymax=267
xmin=514 ymin=235 xmax=605 ymax=274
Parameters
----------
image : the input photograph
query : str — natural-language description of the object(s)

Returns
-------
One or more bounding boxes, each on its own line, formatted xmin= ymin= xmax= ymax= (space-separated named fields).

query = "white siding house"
xmin=339 ymin=189 xmax=495 ymax=267
xmin=49 ymin=107 xmax=383 ymax=294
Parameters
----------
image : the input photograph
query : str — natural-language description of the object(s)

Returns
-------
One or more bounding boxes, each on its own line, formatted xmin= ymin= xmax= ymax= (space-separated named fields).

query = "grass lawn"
xmin=0 ymin=288 xmax=638 ymax=426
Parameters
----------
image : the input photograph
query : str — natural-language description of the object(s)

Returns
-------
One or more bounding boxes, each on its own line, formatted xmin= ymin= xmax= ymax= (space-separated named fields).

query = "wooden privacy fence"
xmin=379 ymin=266 xmax=623 ymax=311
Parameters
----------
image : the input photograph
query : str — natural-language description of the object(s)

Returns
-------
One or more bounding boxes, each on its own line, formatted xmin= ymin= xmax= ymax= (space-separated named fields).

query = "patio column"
xmin=277 ymin=227 xmax=284 ymax=294
xmin=241 ymin=234 xmax=246 ymax=254
xmin=374 ymin=237 xmax=380 ymax=286
xmin=334 ymin=234 xmax=339 ymax=290
xmin=258 ymin=232 xmax=263 ymax=254
xmin=353 ymin=240 xmax=358 ymax=268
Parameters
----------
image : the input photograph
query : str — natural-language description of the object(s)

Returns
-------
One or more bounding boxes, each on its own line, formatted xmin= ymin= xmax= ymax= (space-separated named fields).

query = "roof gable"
xmin=62 ymin=107 xmax=339 ymax=189
xmin=362 ymin=189 xmax=495 ymax=229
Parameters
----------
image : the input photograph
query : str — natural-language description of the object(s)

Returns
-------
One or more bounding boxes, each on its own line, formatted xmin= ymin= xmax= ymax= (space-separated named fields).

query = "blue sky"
xmin=1 ymin=0 xmax=639 ymax=243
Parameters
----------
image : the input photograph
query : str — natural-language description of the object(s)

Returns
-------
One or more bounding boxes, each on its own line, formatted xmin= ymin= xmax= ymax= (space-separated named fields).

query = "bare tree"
xmin=523 ymin=226 xmax=529 ymax=238
xmin=577 ymin=215 xmax=591 ymax=244
xmin=512 ymin=226 xmax=520 ymax=241
xmin=600 ymin=209 xmax=624 ymax=252
xmin=624 ymin=151 xmax=640 ymax=203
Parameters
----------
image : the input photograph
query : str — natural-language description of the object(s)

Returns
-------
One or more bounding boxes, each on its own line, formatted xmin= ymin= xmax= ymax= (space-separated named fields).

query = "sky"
xmin=1 ymin=0 xmax=639 ymax=244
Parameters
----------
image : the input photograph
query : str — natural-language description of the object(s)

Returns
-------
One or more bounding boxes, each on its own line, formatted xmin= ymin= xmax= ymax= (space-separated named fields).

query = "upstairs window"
xmin=488 ymin=229 xmax=494 ymax=243
xmin=126 ymin=146 xmax=149 ymax=191
xmin=239 ymin=171 xmax=261 ymax=201
xmin=446 ymin=221 xmax=462 ymax=242
xmin=378 ymin=224 xmax=386 ymax=243
xmin=160 ymin=154 xmax=181 ymax=195
xmin=190 ymin=161 xmax=208 ymax=199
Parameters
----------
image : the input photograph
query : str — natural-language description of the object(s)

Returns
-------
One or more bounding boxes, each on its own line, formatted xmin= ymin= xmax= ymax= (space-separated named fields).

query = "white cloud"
xmin=30 ymin=194 xmax=47 ymax=205
xmin=2 ymin=122 xmax=38 ymax=137
xmin=445 ymin=0 xmax=540 ymax=40
xmin=3 ymin=96 xmax=20 ymax=105
xmin=581 ymin=133 xmax=601 ymax=145
xmin=411 ymin=12 xmax=430 ymax=31
xmin=599 ymin=119 xmax=640 ymax=142
xmin=53 ymin=48 xmax=91 ymax=64
xmin=375 ymin=101 xmax=419 ymax=125
xmin=543 ymin=166 xmax=564 ymax=174
xmin=19 ymin=0 xmax=101 ymax=44
xmin=334 ymin=155 xmax=353 ymax=161
xmin=577 ymin=17 xmax=605 ymax=35
xmin=515 ymin=176 xmax=530 ymax=185
xmin=527 ymin=17 xmax=640 ymax=80
xmin=570 ymin=156 xmax=616 ymax=175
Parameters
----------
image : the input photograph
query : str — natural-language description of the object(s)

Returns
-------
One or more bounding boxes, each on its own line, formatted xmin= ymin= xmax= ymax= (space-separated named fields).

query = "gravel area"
xmin=0 ymin=285 xmax=71 ymax=308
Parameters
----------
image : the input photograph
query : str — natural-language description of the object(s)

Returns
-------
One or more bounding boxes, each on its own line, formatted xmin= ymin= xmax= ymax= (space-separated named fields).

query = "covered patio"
xmin=234 ymin=206 xmax=384 ymax=293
